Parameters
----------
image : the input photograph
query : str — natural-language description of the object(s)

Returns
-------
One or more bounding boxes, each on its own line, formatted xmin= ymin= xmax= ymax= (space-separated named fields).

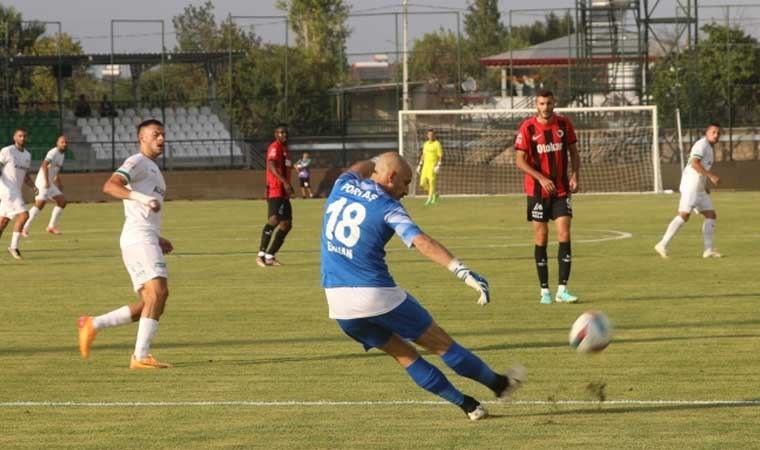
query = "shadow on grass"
xmin=521 ymin=401 xmax=760 ymax=417
xmin=5 ymin=330 xmax=760 ymax=359
xmin=468 ymin=333 xmax=760 ymax=353
xmin=621 ymin=292 xmax=760 ymax=302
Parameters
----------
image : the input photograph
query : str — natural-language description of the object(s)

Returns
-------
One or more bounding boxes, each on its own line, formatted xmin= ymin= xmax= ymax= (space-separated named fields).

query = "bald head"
xmin=371 ymin=152 xmax=412 ymax=200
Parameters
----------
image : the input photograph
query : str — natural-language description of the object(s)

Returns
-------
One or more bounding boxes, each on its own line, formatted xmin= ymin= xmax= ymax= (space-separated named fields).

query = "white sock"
xmin=25 ymin=206 xmax=40 ymax=230
xmin=702 ymin=218 xmax=716 ymax=251
xmin=134 ymin=317 xmax=159 ymax=360
xmin=49 ymin=206 xmax=64 ymax=228
xmin=540 ymin=288 xmax=550 ymax=295
xmin=10 ymin=232 xmax=21 ymax=249
xmin=557 ymin=284 xmax=567 ymax=294
xmin=265 ymin=253 xmax=274 ymax=260
xmin=92 ymin=305 xmax=132 ymax=330
xmin=659 ymin=216 xmax=685 ymax=247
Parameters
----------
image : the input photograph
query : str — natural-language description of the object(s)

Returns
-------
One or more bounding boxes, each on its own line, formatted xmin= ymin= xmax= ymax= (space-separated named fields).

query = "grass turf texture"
xmin=2 ymin=192 xmax=759 ymax=449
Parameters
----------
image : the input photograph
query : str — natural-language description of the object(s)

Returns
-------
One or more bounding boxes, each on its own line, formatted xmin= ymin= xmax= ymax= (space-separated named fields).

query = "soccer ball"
xmin=569 ymin=310 xmax=612 ymax=353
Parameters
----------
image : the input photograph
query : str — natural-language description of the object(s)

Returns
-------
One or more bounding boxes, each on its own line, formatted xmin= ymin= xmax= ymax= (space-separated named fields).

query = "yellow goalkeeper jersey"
xmin=421 ymin=139 xmax=443 ymax=169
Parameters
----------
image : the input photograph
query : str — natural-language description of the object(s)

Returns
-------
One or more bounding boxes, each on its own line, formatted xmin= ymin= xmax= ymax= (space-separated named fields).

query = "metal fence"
xmin=2 ymin=4 xmax=760 ymax=174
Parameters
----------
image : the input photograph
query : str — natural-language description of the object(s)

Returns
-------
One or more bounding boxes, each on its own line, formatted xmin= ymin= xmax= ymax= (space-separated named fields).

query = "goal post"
xmin=398 ymin=105 xmax=661 ymax=196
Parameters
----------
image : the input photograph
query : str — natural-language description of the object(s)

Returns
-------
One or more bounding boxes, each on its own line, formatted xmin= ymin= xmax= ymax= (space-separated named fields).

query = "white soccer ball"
xmin=569 ymin=310 xmax=612 ymax=353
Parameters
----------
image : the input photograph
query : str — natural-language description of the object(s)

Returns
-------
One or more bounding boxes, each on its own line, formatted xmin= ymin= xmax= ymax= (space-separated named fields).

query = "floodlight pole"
xmin=110 ymin=19 xmax=165 ymax=170
xmin=2 ymin=23 xmax=7 ymax=113
xmin=402 ymin=0 xmax=409 ymax=111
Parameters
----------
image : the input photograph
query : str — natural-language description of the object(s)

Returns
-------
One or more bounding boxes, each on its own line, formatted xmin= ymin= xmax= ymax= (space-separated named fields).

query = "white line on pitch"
xmin=1 ymin=399 xmax=758 ymax=407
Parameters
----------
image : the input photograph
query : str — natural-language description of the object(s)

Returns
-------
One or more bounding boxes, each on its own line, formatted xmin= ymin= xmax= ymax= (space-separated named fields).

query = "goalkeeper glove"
xmin=448 ymin=259 xmax=490 ymax=305
xmin=433 ymin=163 xmax=441 ymax=174
xmin=416 ymin=163 xmax=422 ymax=175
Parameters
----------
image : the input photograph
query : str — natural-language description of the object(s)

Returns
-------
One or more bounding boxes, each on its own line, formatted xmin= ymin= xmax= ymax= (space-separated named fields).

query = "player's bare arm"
xmin=267 ymin=160 xmax=294 ymax=195
xmin=103 ymin=173 xmax=160 ymax=212
xmin=568 ymin=142 xmax=580 ymax=193
xmin=55 ymin=173 xmax=63 ymax=190
xmin=411 ymin=233 xmax=456 ymax=267
xmin=690 ymin=157 xmax=720 ymax=185
xmin=158 ymin=237 xmax=173 ymax=254
xmin=515 ymin=150 xmax=556 ymax=194
xmin=24 ymin=173 xmax=35 ymax=189
xmin=412 ymin=233 xmax=490 ymax=306
xmin=41 ymin=159 xmax=51 ymax=188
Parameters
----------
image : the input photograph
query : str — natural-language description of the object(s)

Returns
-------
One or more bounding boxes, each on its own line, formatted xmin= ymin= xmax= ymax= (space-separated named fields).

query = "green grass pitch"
xmin=2 ymin=192 xmax=759 ymax=449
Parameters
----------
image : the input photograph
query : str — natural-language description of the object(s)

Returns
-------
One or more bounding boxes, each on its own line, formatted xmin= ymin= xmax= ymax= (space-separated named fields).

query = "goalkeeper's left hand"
xmin=433 ymin=163 xmax=441 ymax=174
xmin=448 ymin=260 xmax=490 ymax=305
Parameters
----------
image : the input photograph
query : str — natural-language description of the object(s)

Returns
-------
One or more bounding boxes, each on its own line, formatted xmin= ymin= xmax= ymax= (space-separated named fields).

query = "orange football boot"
xmin=78 ymin=316 xmax=97 ymax=359
xmin=129 ymin=354 xmax=172 ymax=370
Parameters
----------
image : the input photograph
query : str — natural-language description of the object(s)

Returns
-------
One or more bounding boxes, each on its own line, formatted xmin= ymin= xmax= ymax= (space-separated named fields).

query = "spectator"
xmin=99 ymin=95 xmax=116 ymax=118
xmin=74 ymin=94 xmax=91 ymax=118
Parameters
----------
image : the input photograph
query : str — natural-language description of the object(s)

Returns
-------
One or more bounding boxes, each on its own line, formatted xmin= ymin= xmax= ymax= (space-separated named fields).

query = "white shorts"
xmin=121 ymin=242 xmax=168 ymax=292
xmin=678 ymin=190 xmax=713 ymax=213
xmin=35 ymin=184 xmax=63 ymax=201
xmin=0 ymin=193 xmax=27 ymax=219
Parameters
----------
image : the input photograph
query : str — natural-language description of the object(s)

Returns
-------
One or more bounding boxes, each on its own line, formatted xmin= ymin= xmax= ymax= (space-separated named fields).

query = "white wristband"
xmin=447 ymin=258 xmax=462 ymax=273
xmin=128 ymin=191 xmax=155 ymax=206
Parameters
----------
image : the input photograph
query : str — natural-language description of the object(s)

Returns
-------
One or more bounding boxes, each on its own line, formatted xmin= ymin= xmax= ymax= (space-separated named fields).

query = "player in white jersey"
xmin=655 ymin=122 xmax=722 ymax=258
xmin=78 ymin=119 xmax=175 ymax=370
xmin=0 ymin=128 xmax=34 ymax=259
xmin=22 ymin=135 xmax=68 ymax=236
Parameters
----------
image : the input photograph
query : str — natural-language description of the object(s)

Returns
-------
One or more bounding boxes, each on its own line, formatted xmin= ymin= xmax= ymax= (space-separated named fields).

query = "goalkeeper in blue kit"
xmin=320 ymin=152 xmax=525 ymax=420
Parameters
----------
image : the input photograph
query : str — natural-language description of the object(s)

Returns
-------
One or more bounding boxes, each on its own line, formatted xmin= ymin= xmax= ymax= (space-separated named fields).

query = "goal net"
xmin=398 ymin=106 xmax=661 ymax=196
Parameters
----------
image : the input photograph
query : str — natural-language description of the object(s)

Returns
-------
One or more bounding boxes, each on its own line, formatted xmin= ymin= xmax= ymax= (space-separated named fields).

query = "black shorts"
xmin=267 ymin=197 xmax=293 ymax=220
xmin=298 ymin=177 xmax=310 ymax=188
xmin=526 ymin=195 xmax=572 ymax=222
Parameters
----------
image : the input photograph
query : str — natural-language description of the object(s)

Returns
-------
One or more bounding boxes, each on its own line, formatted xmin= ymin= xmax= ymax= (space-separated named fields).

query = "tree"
xmin=408 ymin=28 xmax=461 ymax=84
xmin=464 ymin=0 xmax=506 ymax=57
xmin=650 ymin=23 xmax=760 ymax=160
xmin=16 ymin=33 xmax=85 ymax=109
xmin=0 ymin=5 xmax=47 ymax=108
xmin=276 ymin=0 xmax=350 ymax=67
xmin=511 ymin=12 xmax=575 ymax=46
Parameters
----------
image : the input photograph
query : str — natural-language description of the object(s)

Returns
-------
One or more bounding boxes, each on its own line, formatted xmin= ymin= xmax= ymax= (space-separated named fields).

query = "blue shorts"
xmin=336 ymin=294 xmax=433 ymax=351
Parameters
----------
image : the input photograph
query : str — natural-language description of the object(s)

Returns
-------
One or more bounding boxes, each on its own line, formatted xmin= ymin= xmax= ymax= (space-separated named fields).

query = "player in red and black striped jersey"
xmin=256 ymin=124 xmax=294 ymax=267
xmin=514 ymin=90 xmax=580 ymax=304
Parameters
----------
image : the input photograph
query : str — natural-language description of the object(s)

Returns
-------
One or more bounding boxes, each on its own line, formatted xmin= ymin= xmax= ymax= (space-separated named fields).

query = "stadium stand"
xmin=0 ymin=110 xmax=68 ymax=160
xmin=75 ymin=106 xmax=242 ymax=162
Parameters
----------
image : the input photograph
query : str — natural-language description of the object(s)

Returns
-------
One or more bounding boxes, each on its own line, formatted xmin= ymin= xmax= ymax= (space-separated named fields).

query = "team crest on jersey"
xmin=557 ymin=129 xmax=564 ymax=138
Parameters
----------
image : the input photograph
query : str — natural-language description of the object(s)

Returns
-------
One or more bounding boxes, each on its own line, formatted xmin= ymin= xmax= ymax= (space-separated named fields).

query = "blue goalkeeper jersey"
xmin=321 ymin=171 xmax=423 ymax=288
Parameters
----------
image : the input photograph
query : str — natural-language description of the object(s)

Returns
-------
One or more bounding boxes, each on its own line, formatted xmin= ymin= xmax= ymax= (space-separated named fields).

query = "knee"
xmin=679 ymin=212 xmax=690 ymax=222
xmin=59 ymin=200 xmax=67 ymax=208
xmin=267 ymin=216 xmax=280 ymax=226
xmin=280 ymin=222 xmax=292 ymax=233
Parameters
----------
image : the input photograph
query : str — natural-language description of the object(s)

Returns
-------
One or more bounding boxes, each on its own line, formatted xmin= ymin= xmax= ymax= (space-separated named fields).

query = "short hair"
xmin=427 ymin=128 xmax=435 ymax=132
xmin=275 ymin=123 xmax=288 ymax=131
xmin=13 ymin=127 xmax=27 ymax=135
xmin=536 ymin=89 xmax=554 ymax=98
xmin=706 ymin=121 xmax=721 ymax=131
xmin=137 ymin=119 xmax=164 ymax=133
